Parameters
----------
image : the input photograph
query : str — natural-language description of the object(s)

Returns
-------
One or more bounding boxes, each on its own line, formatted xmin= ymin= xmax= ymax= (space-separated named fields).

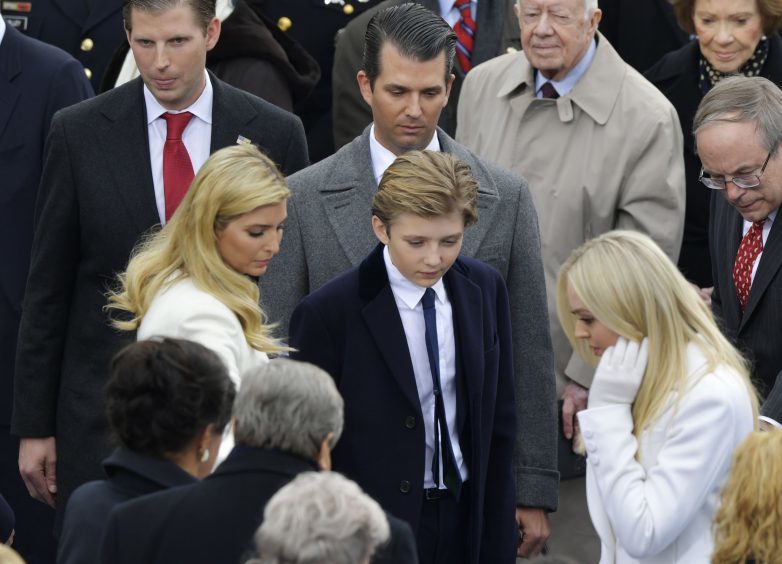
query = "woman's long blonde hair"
xmin=556 ymin=231 xmax=758 ymax=441
xmin=712 ymin=430 xmax=782 ymax=564
xmin=106 ymin=144 xmax=291 ymax=354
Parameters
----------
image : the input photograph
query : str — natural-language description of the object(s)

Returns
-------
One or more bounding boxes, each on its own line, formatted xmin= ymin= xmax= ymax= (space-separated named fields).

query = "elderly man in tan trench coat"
xmin=456 ymin=0 xmax=685 ymax=558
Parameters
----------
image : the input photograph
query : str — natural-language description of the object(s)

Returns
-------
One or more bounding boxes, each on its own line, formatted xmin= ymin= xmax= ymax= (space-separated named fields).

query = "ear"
xmin=205 ymin=16 xmax=221 ymax=51
xmin=444 ymin=74 xmax=456 ymax=106
xmin=357 ymin=70 xmax=374 ymax=108
xmin=589 ymin=8 xmax=602 ymax=35
xmin=372 ymin=215 xmax=390 ymax=245
xmin=317 ymin=432 xmax=334 ymax=471
xmin=196 ymin=423 xmax=214 ymax=458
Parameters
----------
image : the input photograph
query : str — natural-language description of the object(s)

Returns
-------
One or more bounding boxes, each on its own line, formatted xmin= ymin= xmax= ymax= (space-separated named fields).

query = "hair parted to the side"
xmin=556 ymin=231 xmax=759 ymax=445
xmin=694 ymin=77 xmax=782 ymax=157
xmin=252 ymin=472 xmax=390 ymax=564
xmin=122 ymin=0 xmax=216 ymax=31
xmin=668 ymin=0 xmax=782 ymax=35
xmin=363 ymin=3 xmax=456 ymax=88
xmin=372 ymin=150 xmax=478 ymax=229
xmin=106 ymin=338 xmax=236 ymax=458
xmin=233 ymin=360 xmax=344 ymax=461
xmin=106 ymin=143 xmax=290 ymax=354
xmin=712 ymin=430 xmax=782 ymax=563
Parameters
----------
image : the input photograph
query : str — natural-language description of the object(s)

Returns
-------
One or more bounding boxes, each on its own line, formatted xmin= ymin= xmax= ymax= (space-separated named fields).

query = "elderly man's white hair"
xmin=253 ymin=472 xmax=390 ymax=564
xmin=517 ymin=0 xmax=598 ymax=20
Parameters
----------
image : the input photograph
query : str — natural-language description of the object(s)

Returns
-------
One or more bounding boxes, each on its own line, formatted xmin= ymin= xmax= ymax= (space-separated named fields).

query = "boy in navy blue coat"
xmin=290 ymin=150 xmax=517 ymax=564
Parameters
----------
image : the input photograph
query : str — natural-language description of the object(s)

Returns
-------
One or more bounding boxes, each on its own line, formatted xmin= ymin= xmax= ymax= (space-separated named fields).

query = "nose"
xmin=405 ymin=94 xmax=422 ymax=119
xmin=534 ymin=11 xmax=554 ymax=35
xmin=422 ymin=246 xmax=441 ymax=267
xmin=154 ymin=45 xmax=170 ymax=70
xmin=573 ymin=320 xmax=589 ymax=339
xmin=723 ymin=181 xmax=745 ymax=205
xmin=715 ymin=22 xmax=733 ymax=44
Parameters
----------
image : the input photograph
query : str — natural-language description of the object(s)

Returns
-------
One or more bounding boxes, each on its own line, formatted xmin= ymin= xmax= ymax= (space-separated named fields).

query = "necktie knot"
xmin=163 ymin=111 xmax=194 ymax=140
xmin=422 ymin=287 xmax=436 ymax=310
xmin=540 ymin=81 xmax=559 ymax=99
xmin=455 ymin=0 xmax=471 ymax=11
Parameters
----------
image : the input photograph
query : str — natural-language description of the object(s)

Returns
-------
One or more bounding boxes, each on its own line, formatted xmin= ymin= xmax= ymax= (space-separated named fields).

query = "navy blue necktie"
xmin=422 ymin=288 xmax=462 ymax=500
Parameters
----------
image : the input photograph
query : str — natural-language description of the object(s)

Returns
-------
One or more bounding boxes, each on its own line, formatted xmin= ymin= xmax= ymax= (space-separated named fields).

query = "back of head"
xmin=233 ymin=360 xmax=344 ymax=461
xmin=255 ymin=471 xmax=390 ymax=564
xmin=363 ymin=3 xmax=455 ymax=87
xmin=693 ymin=75 xmax=782 ymax=155
xmin=122 ymin=0 xmax=216 ymax=32
xmin=106 ymin=338 xmax=236 ymax=458
xmin=712 ymin=430 xmax=782 ymax=563
xmin=372 ymin=150 xmax=478 ymax=227
xmin=556 ymin=230 xmax=756 ymax=433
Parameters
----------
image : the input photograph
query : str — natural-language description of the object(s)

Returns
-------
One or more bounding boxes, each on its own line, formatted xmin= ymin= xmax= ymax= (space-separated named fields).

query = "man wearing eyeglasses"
xmin=694 ymin=75 xmax=782 ymax=402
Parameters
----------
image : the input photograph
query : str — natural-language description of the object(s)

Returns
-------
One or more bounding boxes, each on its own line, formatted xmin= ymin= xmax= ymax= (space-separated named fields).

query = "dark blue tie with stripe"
xmin=422 ymin=288 xmax=463 ymax=500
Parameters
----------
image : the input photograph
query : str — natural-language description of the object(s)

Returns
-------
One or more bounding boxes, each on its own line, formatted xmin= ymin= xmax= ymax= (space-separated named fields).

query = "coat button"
xmin=84 ymin=68 xmax=93 ymax=80
xmin=343 ymin=3 xmax=354 ymax=14
xmin=277 ymin=17 xmax=292 ymax=31
xmin=81 ymin=37 xmax=94 ymax=52
xmin=399 ymin=480 xmax=411 ymax=493
xmin=404 ymin=416 xmax=416 ymax=429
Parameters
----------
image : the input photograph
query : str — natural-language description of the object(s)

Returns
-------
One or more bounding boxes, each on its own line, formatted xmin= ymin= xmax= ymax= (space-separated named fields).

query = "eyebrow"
xmin=570 ymin=308 xmax=592 ymax=315
xmin=401 ymin=233 xmax=463 ymax=240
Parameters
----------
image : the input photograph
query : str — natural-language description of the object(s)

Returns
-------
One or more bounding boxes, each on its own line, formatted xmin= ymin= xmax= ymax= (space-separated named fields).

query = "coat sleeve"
xmin=576 ymin=373 xmax=751 ymax=558
xmin=505 ymin=178 xmax=559 ymax=511
xmin=288 ymin=296 xmax=342 ymax=384
xmin=12 ymin=114 xmax=81 ymax=437
xmin=332 ymin=20 xmax=373 ymax=150
xmin=260 ymin=189 xmax=310 ymax=339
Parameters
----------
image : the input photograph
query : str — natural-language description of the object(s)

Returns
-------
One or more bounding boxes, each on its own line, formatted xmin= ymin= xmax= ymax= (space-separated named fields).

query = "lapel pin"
xmin=236 ymin=135 xmax=252 ymax=146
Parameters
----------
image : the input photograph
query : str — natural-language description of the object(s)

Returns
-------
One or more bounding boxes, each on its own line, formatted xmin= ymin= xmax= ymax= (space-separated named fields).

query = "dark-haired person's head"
xmin=106 ymin=338 xmax=235 ymax=478
xmin=233 ymin=359 xmax=344 ymax=470
xmin=358 ymin=3 xmax=456 ymax=156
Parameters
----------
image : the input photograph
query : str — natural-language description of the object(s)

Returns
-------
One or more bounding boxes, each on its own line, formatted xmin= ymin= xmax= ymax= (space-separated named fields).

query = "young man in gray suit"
xmin=260 ymin=4 xmax=557 ymax=558
xmin=12 ymin=0 xmax=308 ymax=532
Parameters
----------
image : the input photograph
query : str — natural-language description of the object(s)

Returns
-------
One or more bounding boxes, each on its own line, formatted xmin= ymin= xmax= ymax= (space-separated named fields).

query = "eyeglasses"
xmin=699 ymin=150 xmax=772 ymax=190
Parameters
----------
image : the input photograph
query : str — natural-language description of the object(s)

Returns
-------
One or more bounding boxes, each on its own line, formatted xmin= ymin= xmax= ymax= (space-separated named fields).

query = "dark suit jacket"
xmin=646 ymin=36 xmax=782 ymax=287
xmin=58 ymin=448 xmax=195 ymax=564
xmin=289 ymin=245 xmax=518 ymax=563
xmin=11 ymin=74 xmax=308 ymax=529
xmin=599 ymin=0 xmax=689 ymax=73
xmin=98 ymin=447 xmax=318 ymax=564
xmin=710 ymin=197 xmax=782 ymax=397
xmin=0 ymin=24 xmax=92 ymax=426
xmin=260 ymin=126 xmax=557 ymax=511
xmin=331 ymin=0 xmax=521 ymax=150
xmin=3 ymin=0 xmax=124 ymax=91
xmin=761 ymin=371 xmax=782 ymax=423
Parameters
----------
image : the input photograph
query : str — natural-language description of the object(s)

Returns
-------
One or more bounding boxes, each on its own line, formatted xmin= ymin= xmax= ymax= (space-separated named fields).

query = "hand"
xmin=19 ymin=437 xmax=57 ymax=507
xmin=588 ymin=337 xmax=649 ymax=409
xmin=561 ymin=380 xmax=589 ymax=441
xmin=515 ymin=506 xmax=549 ymax=558
xmin=690 ymin=283 xmax=713 ymax=308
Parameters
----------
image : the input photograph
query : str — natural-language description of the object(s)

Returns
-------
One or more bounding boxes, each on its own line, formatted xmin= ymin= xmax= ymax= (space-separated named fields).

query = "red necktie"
xmin=732 ymin=220 xmax=765 ymax=311
xmin=454 ymin=0 xmax=476 ymax=73
xmin=540 ymin=81 xmax=559 ymax=99
xmin=162 ymin=111 xmax=195 ymax=221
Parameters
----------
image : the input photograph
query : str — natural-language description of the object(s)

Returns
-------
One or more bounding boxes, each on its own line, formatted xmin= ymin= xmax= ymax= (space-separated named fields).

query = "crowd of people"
xmin=2 ymin=0 xmax=782 ymax=563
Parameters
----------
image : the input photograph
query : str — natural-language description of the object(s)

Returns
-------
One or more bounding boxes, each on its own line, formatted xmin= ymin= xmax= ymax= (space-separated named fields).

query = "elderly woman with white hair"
xmin=252 ymin=471 xmax=390 ymax=564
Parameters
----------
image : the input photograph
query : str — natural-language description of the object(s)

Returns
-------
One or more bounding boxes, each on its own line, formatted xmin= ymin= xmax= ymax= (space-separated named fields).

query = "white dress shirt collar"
xmin=383 ymin=245 xmax=448 ymax=307
xmin=143 ymin=69 xmax=214 ymax=125
xmin=741 ymin=208 xmax=778 ymax=245
xmin=535 ymin=37 xmax=597 ymax=98
xmin=369 ymin=124 xmax=441 ymax=184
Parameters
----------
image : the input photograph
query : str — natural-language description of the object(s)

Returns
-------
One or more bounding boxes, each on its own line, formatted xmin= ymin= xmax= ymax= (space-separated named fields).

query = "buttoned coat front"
xmin=456 ymin=33 xmax=686 ymax=390
xmin=289 ymin=246 xmax=518 ymax=564
xmin=259 ymin=127 xmax=558 ymax=511
xmin=576 ymin=344 xmax=755 ymax=563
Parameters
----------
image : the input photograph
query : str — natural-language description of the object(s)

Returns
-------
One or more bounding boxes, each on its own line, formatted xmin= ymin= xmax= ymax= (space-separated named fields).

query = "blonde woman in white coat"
xmin=556 ymin=231 xmax=758 ymax=564
xmin=107 ymin=144 xmax=290 ymax=459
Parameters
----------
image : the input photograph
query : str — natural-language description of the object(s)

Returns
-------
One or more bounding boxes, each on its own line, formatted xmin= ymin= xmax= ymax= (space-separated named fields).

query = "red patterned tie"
xmin=453 ymin=0 xmax=476 ymax=73
xmin=732 ymin=220 xmax=765 ymax=311
xmin=162 ymin=111 xmax=195 ymax=221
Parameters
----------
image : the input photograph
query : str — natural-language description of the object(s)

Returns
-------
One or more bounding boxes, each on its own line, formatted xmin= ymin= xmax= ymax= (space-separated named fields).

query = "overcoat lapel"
xmin=0 ymin=28 xmax=21 ymax=144
xmin=210 ymin=74 xmax=261 ymax=154
xmin=722 ymin=207 xmax=744 ymax=332
xmin=359 ymin=245 xmax=423 ymax=411
xmin=320 ymin=133 xmax=378 ymax=266
xmin=96 ymin=78 xmax=159 ymax=233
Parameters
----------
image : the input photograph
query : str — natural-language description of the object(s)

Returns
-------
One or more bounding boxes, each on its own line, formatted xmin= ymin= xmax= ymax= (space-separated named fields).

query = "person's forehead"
xmin=376 ymin=41 xmax=447 ymax=80
xmin=521 ymin=0 xmax=583 ymax=11
xmin=127 ymin=3 xmax=200 ymax=28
